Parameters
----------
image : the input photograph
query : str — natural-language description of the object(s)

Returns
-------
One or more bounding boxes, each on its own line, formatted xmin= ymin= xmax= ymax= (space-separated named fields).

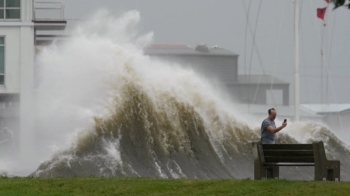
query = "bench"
xmin=252 ymin=141 xmax=340 ymax=181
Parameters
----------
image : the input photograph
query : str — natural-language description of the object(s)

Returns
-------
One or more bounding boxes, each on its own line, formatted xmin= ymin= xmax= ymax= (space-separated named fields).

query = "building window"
xmin=0 ymin=0 xmax=20 ymax=19
xmin=0 ymin=37 xmax=4 ymax=85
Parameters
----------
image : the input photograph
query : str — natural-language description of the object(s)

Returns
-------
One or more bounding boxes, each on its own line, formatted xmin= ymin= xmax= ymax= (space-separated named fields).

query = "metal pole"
xmin=294 ymin=0 xmax=300 ymax=122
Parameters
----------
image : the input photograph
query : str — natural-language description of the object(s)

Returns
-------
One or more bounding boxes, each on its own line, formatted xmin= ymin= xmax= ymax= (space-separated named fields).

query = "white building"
xmin=301 ymin=104 xmax=350 ymax=137
xmin=0 ymin=0 xmax=66 ymax=154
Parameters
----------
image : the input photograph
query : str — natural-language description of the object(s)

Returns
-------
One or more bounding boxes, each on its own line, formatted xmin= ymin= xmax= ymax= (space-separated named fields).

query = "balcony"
xmin=33 ymin=1 xmax=67 ymax=31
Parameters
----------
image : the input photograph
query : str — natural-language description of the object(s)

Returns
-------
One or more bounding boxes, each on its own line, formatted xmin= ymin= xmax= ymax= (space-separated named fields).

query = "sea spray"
xmin=1 ymin=10 xmax=347 ymax=180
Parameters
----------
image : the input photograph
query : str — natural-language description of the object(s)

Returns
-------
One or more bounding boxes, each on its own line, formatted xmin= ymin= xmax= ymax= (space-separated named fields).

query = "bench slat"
xmin=262 ymin=144 xmax=313 ymax=150
xmin=263 ymin=150 xmax=314 ymax=157
xmin=263 ymin=162 xmax=315 ymax=166
xmin=264 ymin=156 xmax=314 ymax=163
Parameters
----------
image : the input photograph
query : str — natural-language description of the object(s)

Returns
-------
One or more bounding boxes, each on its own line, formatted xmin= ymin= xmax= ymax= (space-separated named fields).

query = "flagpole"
xmin=294 ymin=0 xmax=300 ymax=122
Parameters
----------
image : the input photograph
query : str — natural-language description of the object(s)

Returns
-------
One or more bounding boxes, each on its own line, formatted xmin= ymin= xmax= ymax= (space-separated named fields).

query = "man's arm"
xmin=266 ymin=122 xmax=287 ymax=133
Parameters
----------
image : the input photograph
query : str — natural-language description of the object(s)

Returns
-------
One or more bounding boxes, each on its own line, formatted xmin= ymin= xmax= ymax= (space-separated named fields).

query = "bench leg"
xmin=254 ymin=162 xmax=266 ymax=180
xmin=254 ymin=165 xmax=279 ymax=180
xmin=314 ymin=161 xmax=340 ymax=181
xmin=333 ymin=165 xmax=340 ymax=182
xmin=328 ymin=161 xmax=340 ymax=181
xmin=266 ymin=166 xmax=279 ymax=179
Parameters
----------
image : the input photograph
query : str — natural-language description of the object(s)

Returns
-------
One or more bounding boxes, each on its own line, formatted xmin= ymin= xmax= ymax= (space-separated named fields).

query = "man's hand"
xmin=282 ymin=122 xmax=287 ymax=128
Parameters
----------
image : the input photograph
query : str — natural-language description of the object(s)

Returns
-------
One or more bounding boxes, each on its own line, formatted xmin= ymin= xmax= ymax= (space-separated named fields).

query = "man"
xmin=261 ymin=108 xmax=287 ymax=144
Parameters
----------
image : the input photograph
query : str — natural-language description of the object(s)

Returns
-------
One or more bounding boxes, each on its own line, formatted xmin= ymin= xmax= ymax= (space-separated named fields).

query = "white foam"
xmin=3 ymin=9 xmax=347 ymax=178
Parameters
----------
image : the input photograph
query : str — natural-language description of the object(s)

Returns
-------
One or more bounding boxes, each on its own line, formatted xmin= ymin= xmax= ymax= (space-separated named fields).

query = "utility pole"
xmin=294 ymin=0 xmax=300 ymax=122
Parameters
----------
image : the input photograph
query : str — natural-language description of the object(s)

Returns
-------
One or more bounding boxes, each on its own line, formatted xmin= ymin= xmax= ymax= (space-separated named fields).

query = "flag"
xmin=317 ymin=7 xmax=327 ymax=20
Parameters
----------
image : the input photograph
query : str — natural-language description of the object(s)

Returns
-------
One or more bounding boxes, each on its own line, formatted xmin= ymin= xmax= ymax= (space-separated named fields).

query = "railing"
xmin=33 ymin=1 xmax=65 ymax=21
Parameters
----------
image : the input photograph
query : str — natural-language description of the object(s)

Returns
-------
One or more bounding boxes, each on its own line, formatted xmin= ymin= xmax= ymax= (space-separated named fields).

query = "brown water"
xmin=30 ymin=10 xmax=350 ymax=180
xmin=33 ymin=67 xmax=350 ymax=180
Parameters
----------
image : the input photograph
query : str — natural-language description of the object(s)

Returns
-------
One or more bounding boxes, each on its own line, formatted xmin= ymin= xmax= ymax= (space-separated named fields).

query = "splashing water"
xmin=1 ymin=10 xmax=350 ymax=180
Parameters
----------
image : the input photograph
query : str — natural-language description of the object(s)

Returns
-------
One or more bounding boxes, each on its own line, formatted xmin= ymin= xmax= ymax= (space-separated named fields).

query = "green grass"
xmin=0 ymin=177 xmax=349 ymax=196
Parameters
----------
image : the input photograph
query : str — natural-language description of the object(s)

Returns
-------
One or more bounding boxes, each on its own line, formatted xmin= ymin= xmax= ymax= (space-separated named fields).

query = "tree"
xmin=331 ymin=0 xmax=350 ymax=9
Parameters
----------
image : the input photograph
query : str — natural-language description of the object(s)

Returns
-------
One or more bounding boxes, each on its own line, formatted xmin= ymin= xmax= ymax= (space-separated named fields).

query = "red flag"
xmin=325 ymin=0 xmax=330 ymax=3
xmin=317 ymin=7 xmax=327 ymax=20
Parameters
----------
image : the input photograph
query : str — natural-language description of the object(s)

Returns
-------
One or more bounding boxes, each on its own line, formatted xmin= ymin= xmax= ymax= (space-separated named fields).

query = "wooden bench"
xmin=252 ymin=141 xmax=340 ymax=181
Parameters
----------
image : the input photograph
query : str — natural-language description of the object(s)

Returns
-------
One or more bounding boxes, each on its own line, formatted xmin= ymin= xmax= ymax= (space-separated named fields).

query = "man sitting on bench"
xmin=261 ymin=108 xmax=287 ymax=144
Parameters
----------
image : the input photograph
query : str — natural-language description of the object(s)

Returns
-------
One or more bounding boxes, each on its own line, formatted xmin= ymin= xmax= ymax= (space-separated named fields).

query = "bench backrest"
xmin=260 ymin=144 xmax=314 ymax=163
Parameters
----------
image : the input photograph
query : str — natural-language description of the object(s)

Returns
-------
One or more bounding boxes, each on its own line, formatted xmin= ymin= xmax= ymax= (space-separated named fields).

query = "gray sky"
xmin=41 ymin=0 xmax=350 ymax=104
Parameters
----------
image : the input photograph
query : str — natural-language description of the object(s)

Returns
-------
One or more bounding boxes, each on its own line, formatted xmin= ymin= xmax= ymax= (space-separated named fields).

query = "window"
xmin=0 ymin=0 xmax=20 ymax=19
xmin=0 ymin=37 xmax=4 ymax=85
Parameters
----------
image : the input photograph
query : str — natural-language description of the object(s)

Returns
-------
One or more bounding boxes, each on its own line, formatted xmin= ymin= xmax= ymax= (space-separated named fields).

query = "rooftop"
xmin=144 ymin=44 xmax=239 ymax=56
xmin=223 ymin=75 xmax=289 ymax=85
xmin=301 ymin=104 xmax=350 ymax=114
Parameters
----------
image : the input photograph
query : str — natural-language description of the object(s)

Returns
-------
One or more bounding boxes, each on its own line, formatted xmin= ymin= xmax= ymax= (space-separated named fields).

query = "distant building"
xmin=301 ymin=104 xmax=350 ymax=132
xmin=226 ymin=75 xmax=289 ymax=105
xmin=0 ymin=0 xmax=66 ymax=153
xmin=235 ymin=104 xmax=322 ymax=122
xmin=144 ymin=44 xmax=290 ymax=106
xmin=145 ymin=44 xmax=239 ymax=82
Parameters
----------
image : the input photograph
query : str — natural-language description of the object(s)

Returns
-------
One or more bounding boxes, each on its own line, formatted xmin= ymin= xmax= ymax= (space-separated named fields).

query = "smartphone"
xmin=284 ymin=119 xmax=287 ymax=123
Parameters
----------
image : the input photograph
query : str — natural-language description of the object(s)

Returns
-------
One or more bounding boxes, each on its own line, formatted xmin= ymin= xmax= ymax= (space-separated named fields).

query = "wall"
xmin=226 ymin=84 xmax=289 ymax=105
xmin=148 ymin=54 xmax=238 ymax=82
xmin=0 ymin=0 xmax=35 ymax=154
xmin=0 ymin=0 xmax=34 ymax=93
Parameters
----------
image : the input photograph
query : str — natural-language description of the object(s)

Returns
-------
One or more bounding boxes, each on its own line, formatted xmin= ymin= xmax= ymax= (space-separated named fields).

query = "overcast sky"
xmin=40 ymin=0 xmax=350 ymax=104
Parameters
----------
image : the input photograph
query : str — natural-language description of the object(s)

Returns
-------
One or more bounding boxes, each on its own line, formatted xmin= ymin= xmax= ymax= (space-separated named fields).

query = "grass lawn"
xmin=0 ymin=177 xmax=349 ymax=196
